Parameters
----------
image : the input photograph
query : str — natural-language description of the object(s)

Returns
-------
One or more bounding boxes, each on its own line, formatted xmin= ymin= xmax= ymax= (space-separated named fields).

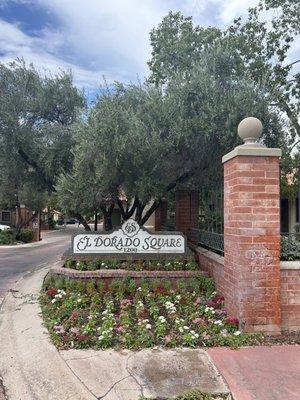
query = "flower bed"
xmin=64 ymin=258 xmax=198 ymax=271
xmin=40 ymin=274 xmax=258 ymax=350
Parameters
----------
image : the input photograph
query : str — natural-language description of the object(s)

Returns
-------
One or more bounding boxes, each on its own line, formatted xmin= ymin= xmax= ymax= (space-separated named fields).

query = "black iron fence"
xmin=189 ymin=228 xmax=224 ymax=255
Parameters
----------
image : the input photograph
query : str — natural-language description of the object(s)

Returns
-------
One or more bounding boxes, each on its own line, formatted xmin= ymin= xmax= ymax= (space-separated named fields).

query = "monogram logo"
xmin=122 ymin=219 xmax=140 ymax=237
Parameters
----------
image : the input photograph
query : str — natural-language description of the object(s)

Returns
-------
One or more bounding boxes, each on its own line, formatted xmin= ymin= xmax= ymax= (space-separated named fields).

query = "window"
xmin=1 ymin=211 xmax=11 ymax=222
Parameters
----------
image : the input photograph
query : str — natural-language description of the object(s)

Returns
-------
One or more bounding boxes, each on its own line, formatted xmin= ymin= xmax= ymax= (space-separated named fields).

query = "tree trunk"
xmin=94 ymin=210 xmax=98 ymax=232
xmin=100 ymin=203 xmax=114 ymax=231
xmin=13 ymin=208 xmax=38 ymax=239
xmin=117 ymin=197 xmax=138 ymax=221
xmin=74 ymin=213 xmax=91 ymax=231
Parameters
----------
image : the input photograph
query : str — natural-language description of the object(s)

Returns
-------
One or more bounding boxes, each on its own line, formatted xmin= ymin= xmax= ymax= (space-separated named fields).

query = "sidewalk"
xmin=0 ymin=266 xmax=299 ymax=400
xmin=208 ymin=346 xmax=300 ymax=400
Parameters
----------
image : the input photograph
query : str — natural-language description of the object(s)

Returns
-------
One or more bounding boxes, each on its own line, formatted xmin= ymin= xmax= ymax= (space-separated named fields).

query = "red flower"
xmin=155 ymin=286 xmax=169 ymax=295
xmin=225 ymin=317 xmax=239 ymax=327
xmin=46 ymin=288 xmax=58 ymax=298
xmin=70 ymin=310 xmax=80 ymax=320
xmin=76 ymin=334 xmax=89 ymax=342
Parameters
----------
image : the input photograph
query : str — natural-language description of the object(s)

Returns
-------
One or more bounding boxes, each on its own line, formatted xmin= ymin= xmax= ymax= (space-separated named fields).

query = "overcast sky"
xmin=0 ymin=0 xmax=298 ymax=96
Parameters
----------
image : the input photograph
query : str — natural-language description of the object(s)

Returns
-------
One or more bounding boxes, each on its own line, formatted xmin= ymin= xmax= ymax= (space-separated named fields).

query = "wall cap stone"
xmin=222 ymin=145 xmax=282 ymax=164
xmin=50 ymin=266 xmax=206 ymax=279
xmin=195 ymin=246 xmax=224 ymax=266
xmin=280 ymin=261 xmax=300 ymax=270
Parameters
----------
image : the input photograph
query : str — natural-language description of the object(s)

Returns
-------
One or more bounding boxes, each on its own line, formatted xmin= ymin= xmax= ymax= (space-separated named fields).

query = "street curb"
xmin=0 ymin=263 xmax=96 ymax=400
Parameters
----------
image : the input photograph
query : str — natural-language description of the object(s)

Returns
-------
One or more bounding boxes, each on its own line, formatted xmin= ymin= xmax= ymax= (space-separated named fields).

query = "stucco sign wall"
xmin=72 ymin=219 xmax=186 ymax=256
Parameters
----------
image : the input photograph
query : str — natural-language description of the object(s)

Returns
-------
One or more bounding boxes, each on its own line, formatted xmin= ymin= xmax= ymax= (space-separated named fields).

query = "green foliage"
xmin=148 ymin=4 xmax=299 ymax=153
xmin=0 ymin=229 xmax=14 ymax=245
xmin=18 ymin=228 xmax=34 ymax=243
xmin=63 ymin=258 xmax=199 ymax=272
xmin=0 ymin=59 xmax=85 ymax=225
xmin=281 ymin=235 xmax=300 ymax=261
xmin=40 ymin=277 xmax=255 ymax=350
xmin=139 ymin=390 xmax=232 ymax=400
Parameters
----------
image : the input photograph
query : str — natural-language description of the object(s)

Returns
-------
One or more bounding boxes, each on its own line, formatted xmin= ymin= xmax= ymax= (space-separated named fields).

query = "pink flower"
xmin=116 ymin=325 xmax=125 ymax=333
xmin=201 ymin=332 xmax=211 ymax=340
xmin=120 ymin=299 xmax=132 ymax=308
xmin=54 ymin=325 xmax=65 ymax=334
xmin=70 ymin=327 xmax=80 ymax=334
xmin=193 ymin=317 xmax=206 ymax=325
xmin=195 ymin=297 xmax=202 ymax=304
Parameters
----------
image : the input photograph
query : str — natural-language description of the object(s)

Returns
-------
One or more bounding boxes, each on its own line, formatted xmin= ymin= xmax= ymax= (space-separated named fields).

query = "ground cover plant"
xmin=139 ymin=391 xmax=232 ymax=400
xmin=281 ymin=235 xmax=300 ymax=261
xmin=40 ymin=274 xmax=258 ymax=350
xmin=64 ymin=258 xmax=199 ymax=272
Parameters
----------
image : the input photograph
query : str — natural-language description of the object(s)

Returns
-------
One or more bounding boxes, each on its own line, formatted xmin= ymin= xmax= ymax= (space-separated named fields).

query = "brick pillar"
xmin=155 ymin=199 xmax=168 ymax=231
xmin=175 ymin=189 xmax=199 ymax=236
xmin=223 ymin=122 xmax=282 ymax=333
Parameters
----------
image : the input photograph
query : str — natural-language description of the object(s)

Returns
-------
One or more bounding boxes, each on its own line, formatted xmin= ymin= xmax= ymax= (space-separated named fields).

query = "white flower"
xmin=146 ymin=324 xmax=152 ymax=330
xmin=234 ymin=330 xmax=241 ymax=336
xmin=137 ymin=287 xmax=142 ymax=292
xmin=51 ymin=298 xmax=56 ymax=304
xmin=214 ymin=320 xmax=223 ymax=326
xmin=77 ymin=299 xmax=82 ymax=303
xmin=136 ymin=301 xmax=144 ymax=309
xmin=183 ymin=326 xmax=189 ymax=330
xmin=99 ymin=335 xmax=104 ymax=340
xmin=158 ymin=316 xmax=166 ymax=323
xmin=179 ymin=327 xmax=184 ymax=333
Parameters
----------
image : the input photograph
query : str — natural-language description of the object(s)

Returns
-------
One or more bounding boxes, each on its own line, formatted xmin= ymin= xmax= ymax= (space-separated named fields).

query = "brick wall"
xmin=223 ymin=155 xmax=281 ymax=333
xmin=175 ymin=190 xmax=199 ymax=237
xmin=280 ymin=264 xmax=300 ymax=331
xmin=196 ymin=247 xmax=300 ymax=332
xmin=195 ymin=247 xmax=226 ymax=298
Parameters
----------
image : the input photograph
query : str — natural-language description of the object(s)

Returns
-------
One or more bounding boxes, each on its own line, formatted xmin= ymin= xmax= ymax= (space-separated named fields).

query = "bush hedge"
xmin=0 ymin=229 xmax=14 ymax=245
xmin=18 ymin=228 xmax=34 ymax=243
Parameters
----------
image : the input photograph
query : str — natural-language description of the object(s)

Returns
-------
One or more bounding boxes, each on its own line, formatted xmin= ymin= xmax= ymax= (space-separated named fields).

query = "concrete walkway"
xmin=208 ymin=346 xmax=300 ymax=400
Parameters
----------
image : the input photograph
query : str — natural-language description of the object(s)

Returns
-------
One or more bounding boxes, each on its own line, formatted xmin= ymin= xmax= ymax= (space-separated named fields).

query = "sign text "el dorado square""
xmin=72 ymin=219 xmax=186 ymax=255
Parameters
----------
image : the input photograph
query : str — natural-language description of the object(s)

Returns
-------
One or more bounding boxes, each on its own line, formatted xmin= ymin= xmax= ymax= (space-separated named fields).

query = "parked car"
xmin=0 ymin=224 xmax=10 ymax=231
xmin=56 ymin=218 xmax=65 ymax=225
xmin=66 ymin=218 xmax=77 ymax=224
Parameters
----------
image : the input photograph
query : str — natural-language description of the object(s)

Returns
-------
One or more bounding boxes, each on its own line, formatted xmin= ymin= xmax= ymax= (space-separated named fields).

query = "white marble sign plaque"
xmin=72 ymin=219 xmax=186 ymax=255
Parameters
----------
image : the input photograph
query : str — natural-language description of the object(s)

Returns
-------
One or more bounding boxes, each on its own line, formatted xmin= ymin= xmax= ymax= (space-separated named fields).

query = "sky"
xmin=0 ymin=0 xmax=298 ymax=97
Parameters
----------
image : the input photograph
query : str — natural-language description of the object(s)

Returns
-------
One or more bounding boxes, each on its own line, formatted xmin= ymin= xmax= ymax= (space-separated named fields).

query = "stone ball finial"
xmin=238 ymin=117 xmax=263 ymax=145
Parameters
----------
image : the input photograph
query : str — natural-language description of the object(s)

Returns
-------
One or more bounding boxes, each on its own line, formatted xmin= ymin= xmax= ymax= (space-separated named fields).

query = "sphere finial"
xmin=238 ymin=117 xmax=263 ymax=145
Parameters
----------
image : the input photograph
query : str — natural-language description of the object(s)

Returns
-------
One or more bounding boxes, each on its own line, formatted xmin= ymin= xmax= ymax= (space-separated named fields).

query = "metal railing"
xmin=189 ymin=228 xmax=224 ymax=255
xmin=281 ymin=233 xmax=300 ymax=261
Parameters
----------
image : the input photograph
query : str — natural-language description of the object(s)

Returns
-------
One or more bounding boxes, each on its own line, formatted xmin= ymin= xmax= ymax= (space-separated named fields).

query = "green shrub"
xmin=281 ymin=235 xmax=300 ymax=261
xmin=0 ymin=229 xmax=14 ymax=245
xmin=18 ymin=228 xmax=34 ymax=243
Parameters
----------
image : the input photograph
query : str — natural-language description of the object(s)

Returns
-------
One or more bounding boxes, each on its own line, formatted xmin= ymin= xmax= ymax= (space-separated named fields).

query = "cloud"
xmin=0 ymin=0 xmax=299 ymax=92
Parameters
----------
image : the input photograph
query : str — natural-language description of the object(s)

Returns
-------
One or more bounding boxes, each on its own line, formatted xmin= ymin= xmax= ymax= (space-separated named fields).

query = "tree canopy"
xmin=0 ymin=59 xmax=85 ymax=235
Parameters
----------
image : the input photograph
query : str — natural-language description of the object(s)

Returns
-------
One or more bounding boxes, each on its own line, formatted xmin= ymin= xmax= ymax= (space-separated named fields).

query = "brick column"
xmin=175 ymin=189 xmax=199 ymax=236
xmin=223 ymin=118 xmax=282 ymax=333
xmin=154 ymin=200 xmax=168 ymax=231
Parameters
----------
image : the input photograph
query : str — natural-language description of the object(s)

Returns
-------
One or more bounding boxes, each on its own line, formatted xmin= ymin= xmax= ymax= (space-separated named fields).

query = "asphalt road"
xmin=0 ymin=226 xmax=83 ymax=301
